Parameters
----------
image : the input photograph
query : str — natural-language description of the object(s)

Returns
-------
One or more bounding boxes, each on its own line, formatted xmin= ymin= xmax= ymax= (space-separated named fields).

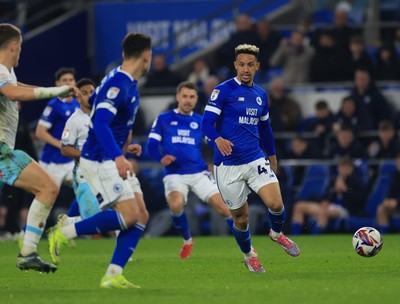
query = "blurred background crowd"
xmin=1 ymin=0 xmax=400 ymax=239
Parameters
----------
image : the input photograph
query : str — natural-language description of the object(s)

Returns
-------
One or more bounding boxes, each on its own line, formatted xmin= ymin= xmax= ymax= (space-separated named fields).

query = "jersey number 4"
xmin=257 ymin=163 xmax=269 ymax=175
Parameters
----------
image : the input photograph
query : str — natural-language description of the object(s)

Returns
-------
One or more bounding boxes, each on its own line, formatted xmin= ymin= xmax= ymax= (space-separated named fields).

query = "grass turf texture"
xmin=0 ymin=235 xmax=399 ymax=304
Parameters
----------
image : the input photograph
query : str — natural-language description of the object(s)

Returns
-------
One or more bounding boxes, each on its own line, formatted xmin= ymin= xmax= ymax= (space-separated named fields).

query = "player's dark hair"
xmin=76 ymin=78 xmax=95 ymax=89
xmin=176 ymin=81 xmax=198 ymax=94
xmin=0 ymin=23 xmax=21 ymax=49
xmin=55 ymin=67 xmax=76 ymax=81
xmin=122 ymin=33 xmax=152 ymax=59
xmin=234 ymin=44 xmax=259 ymax=60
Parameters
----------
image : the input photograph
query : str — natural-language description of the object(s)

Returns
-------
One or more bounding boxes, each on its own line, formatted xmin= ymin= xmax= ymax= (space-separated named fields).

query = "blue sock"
xmin=111 ymin=223 xmax=145 ymax=268
xmin=225 ymin=216 xmax=234 ymax=233
xmin=311 ymin=224 xmax=322 ymax=235
xmin=232 ymin=224 xmax=251 ymax=254
xmin=378 ymin=224 xmax=389 ymax=234
xmin=268 ymin=207 xmax=286 ymax=233
xmin=75 ymin=210 xmax=125 ymax=236
xmin=171 ymin=211 xmax=191 ymax=240
xmin=67 ymin=198 xmax=80 ymax=217
xmin=291 ymin=222 xmax=302 ymax=235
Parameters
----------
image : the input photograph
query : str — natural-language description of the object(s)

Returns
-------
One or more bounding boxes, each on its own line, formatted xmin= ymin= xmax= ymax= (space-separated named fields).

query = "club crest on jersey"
xmin=113 ymin=183 xmax=123 ymax=193
xmin=190 ymin=122 xmax=199 ymax=129
xmin=210 ymin=89 xmax=220 ymax=101
xmin=106 ymin=87 xmax=120 ymax=99
xmin=61 ymin=129 xmax=70 ymax=140
xmin=256 ymin=97 xmax=262 ymax=105
xmin=43 ymin=106 xmax=52 ymax=117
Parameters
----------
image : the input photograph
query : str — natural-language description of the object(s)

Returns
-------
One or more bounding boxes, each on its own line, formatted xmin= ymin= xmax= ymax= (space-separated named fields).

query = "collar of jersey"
xmin=234 ymin=77 xmax=253 ymax=87
xmin=117 ymin=66 xmax=135 ymax=82
xmin=173 ymin=108 xmax=193 ymax=116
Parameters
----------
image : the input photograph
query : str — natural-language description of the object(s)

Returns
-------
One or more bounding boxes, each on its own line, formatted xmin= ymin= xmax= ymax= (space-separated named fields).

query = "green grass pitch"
xmin=0 ymin=235 xmax=399 ymax=304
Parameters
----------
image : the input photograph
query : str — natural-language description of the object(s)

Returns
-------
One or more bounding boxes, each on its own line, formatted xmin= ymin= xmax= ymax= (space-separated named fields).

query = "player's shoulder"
xmin=252 ymin=83 xmax=268 ymax=96
xmin=209 ymin=78 xmax=237 ymax=101
xmin=46 ymin=97 xmax=61 ymax=107
xmin=192 ymin=112 xmax=203 ymax=121
xmin=157 ymin=109 xmax=174 ymax=121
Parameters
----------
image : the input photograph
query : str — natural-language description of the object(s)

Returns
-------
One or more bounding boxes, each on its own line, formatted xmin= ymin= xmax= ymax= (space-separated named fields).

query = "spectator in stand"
xmin=291 ymin=156 xmax=367 ymax=235
xmin=376 ymin=153 xmax=400 ymax=234
xmin=267 ymin=78 xmax=302 ymax=132
xmin=302 ymin=100 xmax=335 ymax=154
xmin=329 ymin=124 xmax=367 ymax=160
xmin=215 ymin=14 xmax=257 ymax=77
xmin=350 ymin=68 xmax=394 ymax=128
xmin=367 ymin=120 xmax=400 ymax=160
xmin=375 ymin=45 xmax=400 ymax=81
xmin=309 ymin=31 xmax=350 ymax=82
xmin=144 ymin=54 xmax=182 ymax=88
xmin=254 ymin=19 xmax=282 ymax=76
xmin=347 ymin=35 xmax=374 ymax=80
xmin=285 ymin=135 xmax=324 ymax=188
xmin=186 ymin=57 xmax=212 ymax=91
xmin=297 ymin=14 xmax=316 ymax=46
xmin=269 ymin=30 xmax=315 ymax=84
xmin=394 ymin=111 xmax=400 ymax=131
xmin=333 ymin=95 xmax=374 ymax=134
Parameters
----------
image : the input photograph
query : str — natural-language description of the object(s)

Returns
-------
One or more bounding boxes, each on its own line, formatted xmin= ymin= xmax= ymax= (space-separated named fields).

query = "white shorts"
xmin=80 ymin=158 xmax=140 ymax=210
xmin=163 ymin=170 xmax=219 ymax=203
xmin=39 ymin=161 xmax=74 ymax=187
xmin=214 ymin=158 xmax=278 ymax=210
xmin=328 ymin=204 xmax=349 ymax=218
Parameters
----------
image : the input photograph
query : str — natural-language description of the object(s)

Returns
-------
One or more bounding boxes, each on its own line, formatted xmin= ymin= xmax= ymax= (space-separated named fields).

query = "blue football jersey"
xmin=38 ymin=98 xmax=79 ymax=164
xmin=81 ymin=67 xmax=139 ymax=162
xmin=148 ymin=109 xmax=208 ymax=175
xmin=204 ymin=78 xmax=270 ymax=166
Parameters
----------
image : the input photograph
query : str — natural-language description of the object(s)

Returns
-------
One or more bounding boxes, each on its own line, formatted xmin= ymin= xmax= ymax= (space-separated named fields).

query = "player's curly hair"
xmin=234 ymin=44 xmax=259 ymax=59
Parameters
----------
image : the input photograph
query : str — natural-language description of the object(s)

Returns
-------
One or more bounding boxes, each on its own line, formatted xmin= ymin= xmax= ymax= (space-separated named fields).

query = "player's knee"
xmin=42 ymin=180 xmax=59 ymax=202
xmin=268 ymin=201 xmax=284 ymax=212
xmin=139 ymin=208 xmax=149 ymax=225
xmin=234 ymin=213 xmax=249 ymax=227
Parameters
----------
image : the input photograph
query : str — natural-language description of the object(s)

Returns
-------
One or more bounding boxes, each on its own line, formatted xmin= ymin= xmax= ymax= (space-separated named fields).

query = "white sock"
xmin=183 ymin=238 xmax=193 ymax=245
xmin=270 ymin=229 xmax=281 ymax=239
xmin=61 ymin=216 xmax=81 ymax=226
xmin=61 ymin=225 xmax=77 ymax=239
xmin=243 ymin=249 xmax=257 ymax=260
xmin=105 ymin=264 xmax=123 ymax=277
xmin=21 ymin=199 xmax=51 ymax=256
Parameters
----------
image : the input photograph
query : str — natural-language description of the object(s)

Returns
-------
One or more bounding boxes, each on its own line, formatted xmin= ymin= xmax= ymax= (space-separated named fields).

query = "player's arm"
xmin=201 ymin=109 xmax=233 ymax=156
xmin=259 ymin=115 xmax=277 ymax=173
xmin=61 ymin=145 xmax=81 ymax=159
xmin=124 ymin=130 xmax=142 ymax=156
xmin=0 ymin=83 xmax=76 ymax=101
xmin=146 ymin=117 xmax=175 ymax=166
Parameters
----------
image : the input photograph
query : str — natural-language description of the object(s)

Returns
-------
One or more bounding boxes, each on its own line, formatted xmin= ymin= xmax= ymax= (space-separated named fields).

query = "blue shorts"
xmin=0 ymin=142 xmax=33 ymax=187
xmin=73 ymin=179 xmax=101 ymax=219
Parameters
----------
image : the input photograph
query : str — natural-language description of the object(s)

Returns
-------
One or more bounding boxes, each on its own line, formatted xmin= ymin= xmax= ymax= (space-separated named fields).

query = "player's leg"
xmin=377 ymin=198 xmax=398 ymax=233
xmin=214 ymin=163 xmax=264 ymax=272
xmin=12 ymin=154 xmax=59 ymax=272
xmin=291 ymin=200 xmax=321 ymax=235
xmin=192 ymin=171 xmax=234 ymax=232
xmin=164 ymin=174 xmax=193 ymax=258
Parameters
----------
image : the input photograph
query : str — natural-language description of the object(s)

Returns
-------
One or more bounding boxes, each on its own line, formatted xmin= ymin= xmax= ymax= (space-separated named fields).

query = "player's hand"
xmin=58 ymin=85 xmax=80 ymax=98
xmin=115 ymin=155 xmax=133 ymax=179
xmin=215 ymin=137 xmax=234 ymax=156
xmin=161 ymin=154 xmax=176 ymax=166
xmin=126 ymin=144 xmax=142 ymax=156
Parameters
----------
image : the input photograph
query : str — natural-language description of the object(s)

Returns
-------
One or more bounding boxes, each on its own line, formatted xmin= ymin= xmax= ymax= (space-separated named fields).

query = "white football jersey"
xmin=0 ymin=64 xmax=19 ymax=149
xmin=61 ymin=108 xmax=90 ymax=181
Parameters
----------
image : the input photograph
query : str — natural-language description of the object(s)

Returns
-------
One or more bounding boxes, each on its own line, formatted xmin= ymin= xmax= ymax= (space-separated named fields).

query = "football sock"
xmin=378 ymin=224 xmax=389 ymax=234
xmin=109 ymin=223 xmax=146 ymax=270
xmin=268 ymin=207 xmax=286 ymax=235
xmin=62 ymin=209 xmax=125 ymax=239
xmin=225 ymin=216 xmax=234 ymax=233
xmin=171 ymin=210 xmax=191 ymax=241
xmin=22 ymin=199 xmax=51 ymax=256
xmin=232 ymin=224 xmax=251 ymax=254
xmin=66 ymin=198 xmax=80 ymax=217
xmin=291 ymin=222 xmax=302 ymax=236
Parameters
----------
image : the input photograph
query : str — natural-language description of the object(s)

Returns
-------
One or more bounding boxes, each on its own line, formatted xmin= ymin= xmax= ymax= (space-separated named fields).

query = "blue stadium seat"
xmin=295 ymin=165 xmax=331 ymax=201
xmin=347 ymin=161 xmax=396 ymax=230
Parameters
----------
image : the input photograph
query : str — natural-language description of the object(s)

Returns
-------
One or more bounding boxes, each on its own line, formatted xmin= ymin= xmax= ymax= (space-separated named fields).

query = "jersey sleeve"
xmin=61 ymin=115 xmax=79 ymax=146
xmin=204 ymin=84 xmax=227 ymax=116
xmin=260 ymin=91 xmax=270 ymax=122
xmin=0 ymin=65 xmax=13 ymax=89
xmin=148 ymin=115 xmax=163 ymax=142
xmin=38 ymin=100 xmax=57 ymax=129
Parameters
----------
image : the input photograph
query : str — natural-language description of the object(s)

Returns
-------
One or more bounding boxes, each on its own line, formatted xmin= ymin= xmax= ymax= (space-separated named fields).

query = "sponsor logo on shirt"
xmin=170 ymin=121 xmax=178 ymax=125
xmin=106 ymin=87 xmax=120 ymax=99
xmin=238 ymin=97 xmax=245 ymax=101
xmin=210 ymin=89 xmax=220 ymax=101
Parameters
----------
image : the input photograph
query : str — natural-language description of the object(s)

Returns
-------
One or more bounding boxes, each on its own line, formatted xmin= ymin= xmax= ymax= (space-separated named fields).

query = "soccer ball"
xmin=352 ymin=227 xmax=383 ymax=257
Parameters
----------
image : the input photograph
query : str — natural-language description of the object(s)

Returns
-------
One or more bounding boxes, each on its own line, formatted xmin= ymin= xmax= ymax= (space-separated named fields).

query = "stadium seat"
xmin=347 ymin=161 xmax=396 ymax=230
xmin=295 ymin=165 xmax=330 ymax=201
